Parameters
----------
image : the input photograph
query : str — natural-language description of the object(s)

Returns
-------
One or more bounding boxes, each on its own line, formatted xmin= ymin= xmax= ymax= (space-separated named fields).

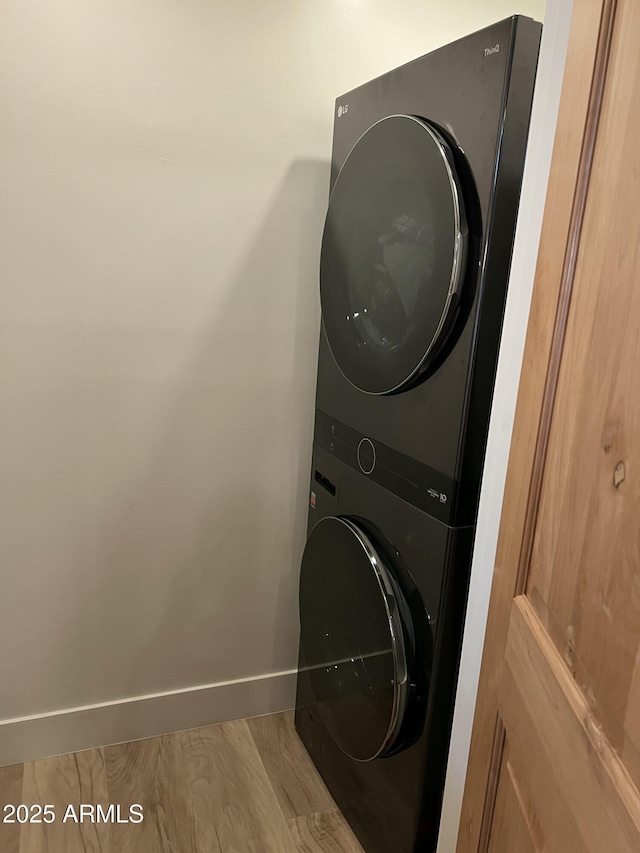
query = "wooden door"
xmin=456 ymin=0 xmax=640 ymax=850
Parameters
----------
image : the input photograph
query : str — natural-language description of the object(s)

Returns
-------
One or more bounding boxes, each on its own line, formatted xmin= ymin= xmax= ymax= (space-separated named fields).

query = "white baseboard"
xmin=0 ymin=668 xmax=297 ymax=767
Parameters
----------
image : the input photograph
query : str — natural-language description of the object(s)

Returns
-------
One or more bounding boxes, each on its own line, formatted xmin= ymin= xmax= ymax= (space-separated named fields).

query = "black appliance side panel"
xmin=456 ymin=17 xmax=542 ymax=511
xmin=415 ymin=518 xmax=475 ymax=846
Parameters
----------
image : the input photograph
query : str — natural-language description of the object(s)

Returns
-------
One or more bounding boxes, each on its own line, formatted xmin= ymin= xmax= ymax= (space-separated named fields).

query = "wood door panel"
xmin=487 ymin=742 xmax=542 ymax=853
xmin=454 ymin=1 xmax=613 ymax=847
xmin=527 ymin=0 xmax=640 ymax=787
xmin=499 ymin=596 xmax=640 ymax=853
xmin=625 ymin=660 xmax=640 ymax=787
xmin=499 ymin=677 xmax=583 ymax=852
xmin=457 ymin=0 xmax=640 ymax=850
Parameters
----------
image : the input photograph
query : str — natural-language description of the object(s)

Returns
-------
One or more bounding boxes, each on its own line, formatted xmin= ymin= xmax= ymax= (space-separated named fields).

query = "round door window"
xmin=298 ymin=516 xmax=411 ymax=762
xmin=320 ymin=115 xmax=468 ymax=395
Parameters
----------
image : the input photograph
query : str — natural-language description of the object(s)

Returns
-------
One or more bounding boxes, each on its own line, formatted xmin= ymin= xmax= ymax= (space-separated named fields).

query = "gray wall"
xmin=0 ymin=0 xmax=545 ymax=730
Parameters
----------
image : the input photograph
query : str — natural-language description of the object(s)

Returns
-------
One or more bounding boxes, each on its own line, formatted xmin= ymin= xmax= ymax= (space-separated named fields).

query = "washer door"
xmin=298 ymin=516 xmax=412 ymax=762
xmin=320 ymin=115 xmax=468 ymax=395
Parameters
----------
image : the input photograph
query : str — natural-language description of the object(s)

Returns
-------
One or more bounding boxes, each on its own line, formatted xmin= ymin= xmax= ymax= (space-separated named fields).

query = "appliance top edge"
xmin=334 ymin=15 xmax=536 ymax=106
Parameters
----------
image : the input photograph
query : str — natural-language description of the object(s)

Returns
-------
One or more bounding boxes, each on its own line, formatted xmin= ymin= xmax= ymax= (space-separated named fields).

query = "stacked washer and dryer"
xmin=294 ymin=16 xmax=542 ymax=853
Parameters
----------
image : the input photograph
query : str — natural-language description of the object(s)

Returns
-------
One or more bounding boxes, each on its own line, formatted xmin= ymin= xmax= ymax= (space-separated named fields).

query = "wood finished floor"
xmin=0 ymin=711 xmax=364 ymax=852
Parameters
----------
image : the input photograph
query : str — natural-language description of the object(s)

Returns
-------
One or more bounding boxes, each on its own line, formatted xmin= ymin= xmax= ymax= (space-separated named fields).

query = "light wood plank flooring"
xmin=0 ymin=711 xmax=364 ymax=853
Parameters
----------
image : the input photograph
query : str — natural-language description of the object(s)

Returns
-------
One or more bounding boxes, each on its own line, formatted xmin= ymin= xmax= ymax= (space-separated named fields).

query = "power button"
xmin=357 ymin=438 xmax=376 ymax=475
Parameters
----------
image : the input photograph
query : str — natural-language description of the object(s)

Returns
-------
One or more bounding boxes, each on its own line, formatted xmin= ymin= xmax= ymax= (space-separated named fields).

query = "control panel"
xmin=314 ymin=410 xmax=472 ymax=526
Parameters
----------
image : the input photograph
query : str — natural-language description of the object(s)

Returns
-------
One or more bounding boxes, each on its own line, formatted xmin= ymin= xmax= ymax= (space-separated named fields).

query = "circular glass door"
xmin=298 ymin=516 xmax=411 ymax=762
xmin=320 ymin=115 xmax=468 ymax=395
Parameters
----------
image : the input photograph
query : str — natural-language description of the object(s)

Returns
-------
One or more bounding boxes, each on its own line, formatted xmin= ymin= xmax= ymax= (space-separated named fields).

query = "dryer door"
xmin=298 ymin=515 xmax=413 ymax=762
xmin=320 ymin=115 xmax=468 ymax=395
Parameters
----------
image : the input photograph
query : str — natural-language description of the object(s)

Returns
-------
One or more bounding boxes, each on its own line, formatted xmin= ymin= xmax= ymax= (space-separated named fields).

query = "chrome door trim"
xmin=328 ymin=515 xmax=409 ymax=761
xmin=320 ymin=114 xmax=468 ymax=395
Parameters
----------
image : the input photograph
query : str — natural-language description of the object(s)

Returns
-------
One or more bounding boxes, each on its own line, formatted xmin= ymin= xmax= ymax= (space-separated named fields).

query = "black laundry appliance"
xmin=295 ymin=15 xmax=541 ymax=853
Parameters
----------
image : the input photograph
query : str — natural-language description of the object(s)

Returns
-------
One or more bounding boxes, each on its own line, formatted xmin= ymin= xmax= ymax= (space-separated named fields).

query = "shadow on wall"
xmin=58 ymin=158 xmax=329 ymax=715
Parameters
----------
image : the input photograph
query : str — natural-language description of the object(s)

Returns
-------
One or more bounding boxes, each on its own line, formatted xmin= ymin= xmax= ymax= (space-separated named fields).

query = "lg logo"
xmin=337 ymin=104 xmax=349 ymax=118
xmin=484 ymin=44 xmax=500 ymax=57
